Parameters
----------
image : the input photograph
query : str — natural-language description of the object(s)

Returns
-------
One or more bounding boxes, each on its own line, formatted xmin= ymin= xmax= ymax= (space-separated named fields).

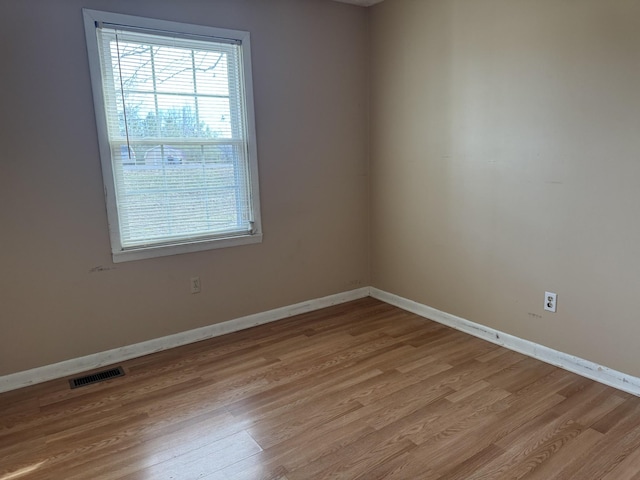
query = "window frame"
xmin=83 ymin=9 xmax=262 ymax=263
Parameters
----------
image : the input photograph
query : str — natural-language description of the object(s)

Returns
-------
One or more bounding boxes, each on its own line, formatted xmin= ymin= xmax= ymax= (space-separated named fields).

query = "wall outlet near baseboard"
xmin=190 ymin=277 xmax=201 ymax=294
xmin=544 ymin=291 xmax=557 ymax=313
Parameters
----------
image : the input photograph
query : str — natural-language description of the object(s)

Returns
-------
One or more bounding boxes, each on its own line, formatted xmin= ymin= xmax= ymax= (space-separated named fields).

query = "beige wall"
xmin=0 ymin=0 xmax=369 ymax=376
xmin=371 ymin=0 xmax=640 ymax=376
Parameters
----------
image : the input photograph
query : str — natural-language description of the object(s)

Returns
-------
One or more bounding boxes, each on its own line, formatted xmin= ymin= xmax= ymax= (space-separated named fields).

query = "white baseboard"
xmin=0 ymin=287 xmax=370 ymax=394
xmin=369 ymin=287 xmax=640 ymax=397
xmin=5 ymin=286 xmax=639 ymax=397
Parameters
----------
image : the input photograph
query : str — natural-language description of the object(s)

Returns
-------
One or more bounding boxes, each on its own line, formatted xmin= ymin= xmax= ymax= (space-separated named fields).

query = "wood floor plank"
xmin=524 ymin=428 xmax=604 ymax=480
xmin=600 ymin=444 xmax=640 ymax=480
xmin=1 ymin=298 xmax=639 ymax=479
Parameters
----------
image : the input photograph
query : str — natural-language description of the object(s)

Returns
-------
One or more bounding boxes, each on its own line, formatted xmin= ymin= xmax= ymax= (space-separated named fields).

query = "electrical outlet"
xmin=190 ymin=276 xmax=201 ymax=294
xmin=544 ymin=291 xmax=557 ymax=313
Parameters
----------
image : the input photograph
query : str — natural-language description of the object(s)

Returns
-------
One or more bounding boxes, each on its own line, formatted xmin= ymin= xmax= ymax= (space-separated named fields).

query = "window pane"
xmin=194 ymin=51 xmax=229 ymax=96
xmin=117 ymin=160 xmax=248 ymax=246
xmin=198 ymin=97 xmax=232 ymax=138
xmin=153 ymin=46 xmax=195 ymax=94
xmin=112 ymin=41 xmax=154 ymax=92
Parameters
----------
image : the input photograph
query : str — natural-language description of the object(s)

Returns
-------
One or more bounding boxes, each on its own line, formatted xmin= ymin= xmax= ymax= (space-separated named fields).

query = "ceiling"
xmin=333 ymin=0 xmax=384 ymax=6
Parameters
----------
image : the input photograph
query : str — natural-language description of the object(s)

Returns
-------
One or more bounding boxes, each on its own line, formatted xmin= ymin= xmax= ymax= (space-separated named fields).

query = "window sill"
xmin=112 ymin=233 xmax=263 ymax=263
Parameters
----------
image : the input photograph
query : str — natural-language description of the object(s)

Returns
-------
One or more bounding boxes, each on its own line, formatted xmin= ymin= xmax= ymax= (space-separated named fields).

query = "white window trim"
xmin=83 ymin=9 xmax=262 ymax=263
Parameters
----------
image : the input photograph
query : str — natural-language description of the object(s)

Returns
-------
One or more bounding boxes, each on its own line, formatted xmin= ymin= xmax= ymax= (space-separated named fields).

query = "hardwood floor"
xmin=2 ymin=297 xmax=640 ymax=479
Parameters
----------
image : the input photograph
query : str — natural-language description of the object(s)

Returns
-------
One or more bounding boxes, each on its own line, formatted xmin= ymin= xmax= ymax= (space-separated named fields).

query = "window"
xmin=83 ymin=10 xmax=262 ymax=262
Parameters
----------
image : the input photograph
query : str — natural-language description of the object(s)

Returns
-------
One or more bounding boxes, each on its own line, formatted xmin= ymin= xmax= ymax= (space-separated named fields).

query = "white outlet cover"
xmin=544 ymin=291 xmax=557 ymax=313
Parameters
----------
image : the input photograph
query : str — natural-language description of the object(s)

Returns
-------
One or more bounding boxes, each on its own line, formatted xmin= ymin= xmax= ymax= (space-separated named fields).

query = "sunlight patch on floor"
xmin=0 ymin=461 xmax=46 ymax=480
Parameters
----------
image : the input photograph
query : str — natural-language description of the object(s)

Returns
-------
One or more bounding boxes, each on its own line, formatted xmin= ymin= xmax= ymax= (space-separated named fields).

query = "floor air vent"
xmin=69 ymin=367 xmax=125 ymax=389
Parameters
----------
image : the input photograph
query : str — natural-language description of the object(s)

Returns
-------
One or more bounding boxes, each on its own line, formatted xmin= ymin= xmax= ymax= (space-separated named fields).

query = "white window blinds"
xmin=93 ymin=22 xmax=258 ymax=253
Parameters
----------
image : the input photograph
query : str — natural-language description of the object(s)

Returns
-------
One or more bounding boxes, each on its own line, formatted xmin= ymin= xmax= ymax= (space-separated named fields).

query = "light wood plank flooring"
xmin=2 ymin=297 xmax=640 ymax=479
